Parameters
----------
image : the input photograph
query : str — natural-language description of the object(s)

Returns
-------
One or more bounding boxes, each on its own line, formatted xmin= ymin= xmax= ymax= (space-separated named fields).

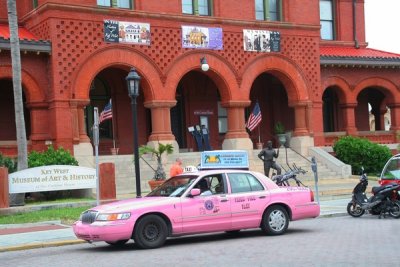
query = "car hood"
xmin=91 ymin=197 xmax=178 ymax=213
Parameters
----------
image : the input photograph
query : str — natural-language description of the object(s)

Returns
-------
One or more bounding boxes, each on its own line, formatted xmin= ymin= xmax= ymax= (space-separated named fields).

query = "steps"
xmin=97 ymin=148 xmax=346 ymax=196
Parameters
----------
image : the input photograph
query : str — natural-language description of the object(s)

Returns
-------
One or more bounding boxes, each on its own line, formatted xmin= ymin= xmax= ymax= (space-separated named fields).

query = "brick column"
xmin=27 ymin=101 xmax=50 ymax=148
xmin=340 ymin=103 xmax=358 ymax=135
xmin=388 ymin=103 xmax=400 ymax=131
xmin=311 ymin=101 xmax=325 ymax=146
xmin=293 ymin=102 xmax=309 ymax=136
xmin=145 ymin=100 xmax=176 ymax=141
xmin=222 ymin=100 xmax=251 ymax=139
xmin=48 ymin=100 xmax=74 ymax=151
xmin=220 ymin=100 xmax=253 ymax=150
xmin=70 ymin=99 xmax=91 ymax=144
xmin=0 ymin=167 xmax=9 ymax=208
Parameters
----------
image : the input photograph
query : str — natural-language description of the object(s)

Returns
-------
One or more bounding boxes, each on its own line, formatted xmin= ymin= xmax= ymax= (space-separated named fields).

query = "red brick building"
xmin=0 ymin=0 xmax=399 ymax=159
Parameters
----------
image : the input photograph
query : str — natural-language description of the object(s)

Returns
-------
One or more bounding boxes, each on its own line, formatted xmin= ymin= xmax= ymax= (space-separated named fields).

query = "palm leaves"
xmin=139 ymin=143 xmax=174 ymax=180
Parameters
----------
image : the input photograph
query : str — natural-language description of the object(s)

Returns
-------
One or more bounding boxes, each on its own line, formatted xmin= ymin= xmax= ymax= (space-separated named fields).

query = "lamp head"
xmin=126 ymin=68 xmax=141 ymax=97
xmin=200 ymin=57 xmax=209 ymax=72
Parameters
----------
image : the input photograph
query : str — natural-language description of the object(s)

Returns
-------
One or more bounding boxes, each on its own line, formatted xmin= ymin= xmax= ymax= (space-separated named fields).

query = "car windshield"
xmin=147 ymin=175 xmax=199 ymax=197
xmin=381 ymin=157 xmax=400 ymax=180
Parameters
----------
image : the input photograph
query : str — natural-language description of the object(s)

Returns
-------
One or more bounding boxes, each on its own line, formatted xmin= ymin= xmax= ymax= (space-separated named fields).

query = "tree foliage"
xmin=0 ymin=153 xmax=17 ymax=173
xmin=139 ymin=143 xmax=174 ymax=180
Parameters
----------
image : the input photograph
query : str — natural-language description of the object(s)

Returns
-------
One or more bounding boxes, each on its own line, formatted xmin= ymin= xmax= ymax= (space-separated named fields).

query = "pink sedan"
xmin=73 ymin=169 xmax=319 ymax=249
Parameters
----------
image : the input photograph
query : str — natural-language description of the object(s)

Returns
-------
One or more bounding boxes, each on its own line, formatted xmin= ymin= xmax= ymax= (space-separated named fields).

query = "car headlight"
xmin=96 ymin=212 xmax=131 ymax=221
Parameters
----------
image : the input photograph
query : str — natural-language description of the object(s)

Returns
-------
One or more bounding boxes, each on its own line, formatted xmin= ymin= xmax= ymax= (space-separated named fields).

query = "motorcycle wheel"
xmin=347 ymin=202 xmax=364 ymax=217
xmin=389 ymin=201 xmax=400 ymax=219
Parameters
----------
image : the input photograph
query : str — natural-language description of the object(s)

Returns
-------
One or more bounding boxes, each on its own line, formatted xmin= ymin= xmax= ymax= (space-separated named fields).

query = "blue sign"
xmin=200 ymin=150 xmax=249 ymax=169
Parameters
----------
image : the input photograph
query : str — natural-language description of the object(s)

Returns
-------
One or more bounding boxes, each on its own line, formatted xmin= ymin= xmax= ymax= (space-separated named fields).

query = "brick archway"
xmin=72 ymin=46 xmax=163 ymax=102
xmin=240 ymin=54 xmax=310 ymax=105
xmin=352 ymin=77 xmax=400 ymax=103
xmin=163 ymin=51 xmax=240 ymax=102
xmin=0 ymin=66 xmax=45 ymax=103
xmin=322 ymin=76 xmax=351 ymax=103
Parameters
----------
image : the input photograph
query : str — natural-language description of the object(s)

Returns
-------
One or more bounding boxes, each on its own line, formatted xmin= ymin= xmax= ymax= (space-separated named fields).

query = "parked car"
xmin=73 ymin=167 xmax=320 ymax=249
xmin=380 ymin=153 xmax=400 ymax=186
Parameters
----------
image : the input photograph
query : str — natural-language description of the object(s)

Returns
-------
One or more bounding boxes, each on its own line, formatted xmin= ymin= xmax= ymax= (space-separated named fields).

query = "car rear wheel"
xmin=133 ymin=215 xmax=168 ymax=249
xmin=261 ymin=205 xmax=289 ymax=235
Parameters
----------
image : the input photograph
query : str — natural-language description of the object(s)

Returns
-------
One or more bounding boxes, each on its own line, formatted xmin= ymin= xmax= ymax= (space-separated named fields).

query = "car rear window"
xmin=227 ymin=173 xmax=264 ymax=193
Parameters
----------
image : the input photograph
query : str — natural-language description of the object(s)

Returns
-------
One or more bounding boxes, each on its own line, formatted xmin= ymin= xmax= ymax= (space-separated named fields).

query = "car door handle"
xmin=220 ymin=198 xmax=229 ymax=202
xmin=259 ymin=195 xmax=266 ymax=199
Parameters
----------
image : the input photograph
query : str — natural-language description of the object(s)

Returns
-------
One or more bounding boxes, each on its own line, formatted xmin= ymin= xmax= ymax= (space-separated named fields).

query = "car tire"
xmin=105 ymin=239 xmax=129 ymax=246
xmin=133 ymin=215 xmax=168 ymax=249
xmin=261 ymin=205 xmax=289 ymax=235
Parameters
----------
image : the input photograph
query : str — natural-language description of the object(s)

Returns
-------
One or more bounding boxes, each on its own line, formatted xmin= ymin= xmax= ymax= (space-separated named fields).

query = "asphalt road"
xmin=2 ymin=215 xmax=398 ymax=267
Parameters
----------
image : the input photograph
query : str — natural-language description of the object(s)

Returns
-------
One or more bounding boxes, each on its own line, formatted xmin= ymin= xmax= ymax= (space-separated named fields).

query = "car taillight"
xmin=310 ymin=190 xmax=315 ymax=202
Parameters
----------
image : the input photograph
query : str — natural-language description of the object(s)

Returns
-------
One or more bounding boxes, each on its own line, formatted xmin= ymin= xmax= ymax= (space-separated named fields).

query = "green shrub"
xmin=28 ymin=146 xmax=78 ymax=200
xmin=28 ymin=145 xmax=78 ymax=167
xmin=0 ymin=153 xmax=17 ymax=173
xmin=333 ymin=136 xmax=392 ymax=175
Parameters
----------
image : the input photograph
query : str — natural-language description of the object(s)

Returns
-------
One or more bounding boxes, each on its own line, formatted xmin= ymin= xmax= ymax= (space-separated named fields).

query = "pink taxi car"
xmin=73 ymin=168 xmax=320 ymax=249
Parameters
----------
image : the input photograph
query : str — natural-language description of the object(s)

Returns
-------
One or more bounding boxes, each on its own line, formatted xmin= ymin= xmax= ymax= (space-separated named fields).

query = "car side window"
xmin=194 ymin=175 xmax=226 ymax=195
xmin=228 ymin=173 xmax=264 ymax=193
xmin=208 ymin=174 xmax=226 ymax=194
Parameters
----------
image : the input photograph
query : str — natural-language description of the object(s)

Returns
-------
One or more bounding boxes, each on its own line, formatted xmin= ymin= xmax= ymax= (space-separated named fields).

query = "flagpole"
xmin=258 ymin=124 xmax=261 ymax=144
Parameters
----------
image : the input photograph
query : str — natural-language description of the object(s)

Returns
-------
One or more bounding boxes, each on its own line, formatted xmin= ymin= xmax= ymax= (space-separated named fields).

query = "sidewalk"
xmin=0 ymin=178 xmax=373 ymax=252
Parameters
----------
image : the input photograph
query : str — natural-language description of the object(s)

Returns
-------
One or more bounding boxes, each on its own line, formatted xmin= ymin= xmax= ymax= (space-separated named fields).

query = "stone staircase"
xmin=97 ymin=148 xmax=345 ymax=196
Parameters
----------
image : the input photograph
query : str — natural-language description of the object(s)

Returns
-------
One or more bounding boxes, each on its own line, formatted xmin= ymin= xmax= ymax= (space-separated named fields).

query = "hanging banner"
xmin=104 ymin=20 xmax=151 ymax=45
xmin=243 ymin=29 xmax=280 ymax=52
xmin=182 ymin=25 xmax=223 ymax=50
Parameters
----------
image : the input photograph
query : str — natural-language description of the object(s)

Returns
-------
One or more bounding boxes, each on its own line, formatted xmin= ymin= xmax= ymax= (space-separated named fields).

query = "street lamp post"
xmin=126 ymin=68 xmax=142 ymax=198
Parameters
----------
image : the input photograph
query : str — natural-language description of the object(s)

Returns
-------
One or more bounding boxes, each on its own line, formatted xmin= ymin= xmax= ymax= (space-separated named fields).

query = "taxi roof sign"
xmin=183 ymin=165 xmax=198 ymax=173
xmin=200 ymin=150 xmax=249 ymax=170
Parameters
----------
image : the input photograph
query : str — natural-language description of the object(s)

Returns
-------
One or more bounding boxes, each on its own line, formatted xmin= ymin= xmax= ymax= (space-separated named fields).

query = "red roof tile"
xmin=0 ymin=24 xmax=39 ymax=42
xmin=320 ymin=46 xmax=400 ymax=59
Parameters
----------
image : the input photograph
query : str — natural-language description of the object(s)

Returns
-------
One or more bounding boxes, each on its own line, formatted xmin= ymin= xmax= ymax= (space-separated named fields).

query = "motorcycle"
xmin=347 ymin=167 xmax=400 ymax=218
xmin=272 ymin=163 xmax=307 ymax=187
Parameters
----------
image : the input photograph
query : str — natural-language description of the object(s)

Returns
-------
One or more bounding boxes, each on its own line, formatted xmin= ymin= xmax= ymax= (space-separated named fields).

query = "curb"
xmin=0 ymin=239 xmax=86 ymax=252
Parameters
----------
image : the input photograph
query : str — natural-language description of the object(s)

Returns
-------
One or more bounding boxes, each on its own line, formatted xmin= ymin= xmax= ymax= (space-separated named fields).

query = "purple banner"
xmin=182 ymin=26 xmax=223 ymax=50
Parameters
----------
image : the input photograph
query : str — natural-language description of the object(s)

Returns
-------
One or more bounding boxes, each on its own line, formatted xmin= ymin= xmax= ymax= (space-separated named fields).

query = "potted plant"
xmin=274 ymin=121 xmax=287 ymax=147
xmin=139 ymin=142 xmax=174 ymax=190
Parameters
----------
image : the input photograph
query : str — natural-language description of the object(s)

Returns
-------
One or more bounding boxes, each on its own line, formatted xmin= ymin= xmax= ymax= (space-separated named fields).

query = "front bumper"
xmin=73 ymin=220 xmax=134 ymax=242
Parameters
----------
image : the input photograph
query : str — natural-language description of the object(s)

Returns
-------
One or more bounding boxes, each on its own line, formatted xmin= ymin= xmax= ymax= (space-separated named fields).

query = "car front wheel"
xmin=261 ymin=205 xmax=289 ymax=235
xmin=133 ymin=215 xmax=168 ymax=249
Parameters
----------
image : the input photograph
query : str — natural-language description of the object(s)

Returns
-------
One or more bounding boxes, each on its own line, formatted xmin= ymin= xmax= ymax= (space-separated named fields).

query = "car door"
xmin=226 ymin=172 xmax=270 ymax=229
xmin=180 ymin=174 xmax=231 ymax=234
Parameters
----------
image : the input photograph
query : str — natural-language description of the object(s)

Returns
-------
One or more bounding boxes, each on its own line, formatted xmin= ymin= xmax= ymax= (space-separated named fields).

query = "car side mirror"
xmin=190 ymin=188 xmax=201 ymax=197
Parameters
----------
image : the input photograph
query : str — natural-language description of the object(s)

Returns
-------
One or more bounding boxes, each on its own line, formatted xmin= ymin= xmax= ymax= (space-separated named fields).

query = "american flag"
xmin=246 ymin=102 xmax=262 ymax=131
xmin=99 ymin=99 xmax=112 ymax=123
